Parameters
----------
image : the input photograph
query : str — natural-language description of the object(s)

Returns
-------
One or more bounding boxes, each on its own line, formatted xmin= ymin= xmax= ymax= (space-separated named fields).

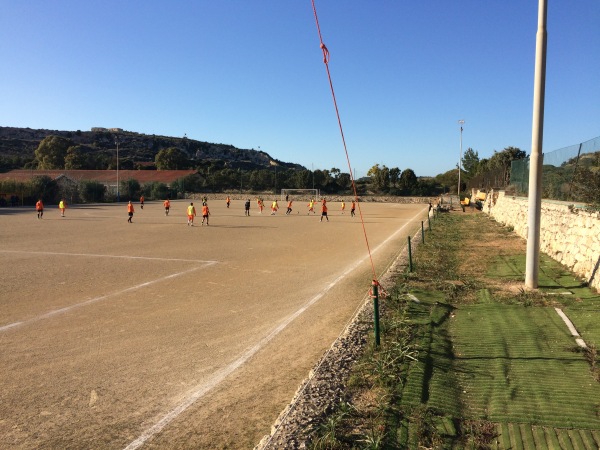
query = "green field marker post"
xmin=372 ymin=280 xmax=380 ymax=347
xmin=408 ymin=236 xmax=413 ymax=272
xmin=421 ymin=221 xmax=425 ymax=244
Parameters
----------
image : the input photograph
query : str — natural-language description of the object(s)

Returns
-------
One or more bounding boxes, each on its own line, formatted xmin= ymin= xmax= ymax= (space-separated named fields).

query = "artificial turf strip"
xmin=562 ymin=308 xmax=600 ymax=348
xmin=452 ymin=303 xmax=600 ymax=429
xmin=488 ymin=253 xmax=600 ymax=302
xmin=491 ymin=424 xmax=600 ymax=449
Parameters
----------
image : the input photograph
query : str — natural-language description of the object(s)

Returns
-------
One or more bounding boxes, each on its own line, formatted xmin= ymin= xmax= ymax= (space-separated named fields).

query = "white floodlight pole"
xmin=458 ymin=120 xmax=465 ymax=197
xmin=525 ymin=0 xmax=548 ymax=289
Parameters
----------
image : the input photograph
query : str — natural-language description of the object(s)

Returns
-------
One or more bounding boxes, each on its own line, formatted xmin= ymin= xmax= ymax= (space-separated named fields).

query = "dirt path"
xmin=0 ymin=199 xmax=427 ymax=449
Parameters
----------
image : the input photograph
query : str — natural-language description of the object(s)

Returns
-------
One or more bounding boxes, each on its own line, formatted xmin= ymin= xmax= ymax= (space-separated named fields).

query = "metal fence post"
xmin=408 ymin=236 xmax=413 ymax=272
xmin=372 ymin=280 xmax=380 ymax=347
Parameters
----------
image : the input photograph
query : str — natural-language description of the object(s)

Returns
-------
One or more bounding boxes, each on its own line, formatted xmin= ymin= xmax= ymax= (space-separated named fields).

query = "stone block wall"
xmin=484 ymin=190 xmax=600 ymax=291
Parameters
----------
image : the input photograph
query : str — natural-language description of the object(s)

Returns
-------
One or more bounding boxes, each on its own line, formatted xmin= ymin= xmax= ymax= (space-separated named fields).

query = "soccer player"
xmin=285 ymin=200 xmax=293 ymax=215
xmin=163 ymin=199 xmax=170 ymax=215
xmin=226 ymin=196 xmax=231 ymax=208
xmin=350 ymin=200 xmax=356 ymax=217
xmin=35 ymin=199 xmax=44 ymax=219
xmin=59 ymin=199 xmax=67 ymax=217
xmin=257 ymin=197 xmax=264 ymax=213
xmin=245 ymin=199 xmax=251 ymax=216
xmin=320 ymin=201 xmax=329 ymax=222
xmin=307 ymin=199 xmax=315 ymax=214
xmin=127 ymin=201 xmax=134 ymax=223
xmin=270 ymin=200 xmax=278 ymax=215
xmin=201 ymin=202 xmax=210 ymax=225
xmin=187 ymin=202 xmax=196 ymax=226
xmin=341 ymin=201 xmax=346 ymax=214
xmin=140 ymin=195 xmax=144 ymax=209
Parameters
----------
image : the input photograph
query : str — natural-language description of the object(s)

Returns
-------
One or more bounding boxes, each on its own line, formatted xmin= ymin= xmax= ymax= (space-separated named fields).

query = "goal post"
xmin=280 ymin=189 xmax=320 ymax=201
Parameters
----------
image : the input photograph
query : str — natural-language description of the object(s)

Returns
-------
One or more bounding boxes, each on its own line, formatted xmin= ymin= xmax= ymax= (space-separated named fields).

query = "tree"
xmin=79 ymin=181 xmax=106 ymax=203
xmin=142 ymin=182 xmax=170 ymax=200
xmin=152 ymin=182 xmax=170 ymax=199
xmin=313 ymin=170 xmax=332 ymax=192
xmin=120 ymin=178 xmax=141 ymax=201
xmin=35 ymin=135 xmax=72 ymax=169
xmin=29 ymin=175 xmax=59 ymax=203
xmin=367 ymin=164 xmax=381 ymax=180
xmin=248 ymin=170 xmax=272 ymax=191
xmin=488 ymin=146 xmax=527 ymax=185
xmin=292 ymin=170 xmax=313 ymax=189
xmin=64 ymin=145 xmax=88 ymax=169
xmin=155 ymin=147 xmax=189 ymax=170
xmin=399 ymin=168 xmax=418 ymax=194
xmin=434 ymin=169 xmax=458 ymax=193
xmin=462 ymin=148 xmax=480 ymax=178
xmin=335 ymin=172 xmax=352 ymax=191
xmin=389 ymin=167 xmax=401 ymax=187
xmin=367 ymin=164 xmax=390 ymax=191
xmin=379 ymin=165 xmax=390 ymax=192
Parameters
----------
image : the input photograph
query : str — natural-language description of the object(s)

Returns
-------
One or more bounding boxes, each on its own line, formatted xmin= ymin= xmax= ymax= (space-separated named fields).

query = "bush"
xmin=150 ymin=182 xmax=170 ymax=200
xmin=140 ymin=182 xmax=170 ymax=200
xmin=79 ymin=181 xmax=106 ymax=203
xmin=120 ymin=178 xmax=141 ymax=201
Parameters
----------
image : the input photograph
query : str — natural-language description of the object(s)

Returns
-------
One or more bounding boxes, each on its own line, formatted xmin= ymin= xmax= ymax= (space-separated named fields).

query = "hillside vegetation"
xmin=0 ymin=126 xmax=302 ymax=172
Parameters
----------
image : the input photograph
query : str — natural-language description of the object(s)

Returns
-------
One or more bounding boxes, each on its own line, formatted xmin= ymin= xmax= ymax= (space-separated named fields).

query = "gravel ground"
xmin=255 ymin=243 xmax=412 ymax=449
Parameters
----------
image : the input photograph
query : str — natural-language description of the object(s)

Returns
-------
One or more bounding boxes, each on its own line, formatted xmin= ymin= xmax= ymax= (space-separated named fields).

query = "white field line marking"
xmin=0 ymin=265 xmax=213 ymax=333
xmin=554 ymin=307 xmax=588 ymax=348
xmin=123 ymin=209 xmax=424 ymax=450
xmin=0 ymin=249 xmax=216 ymax=264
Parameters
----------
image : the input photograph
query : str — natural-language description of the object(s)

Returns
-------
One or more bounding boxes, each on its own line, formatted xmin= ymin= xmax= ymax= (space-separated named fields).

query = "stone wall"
xmin=484 ymin=190 xmax=600 ymax=291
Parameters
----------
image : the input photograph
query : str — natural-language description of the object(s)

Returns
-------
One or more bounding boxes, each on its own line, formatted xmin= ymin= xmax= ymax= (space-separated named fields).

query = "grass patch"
xmin=309 ymin=211 xmax=600 ymax=449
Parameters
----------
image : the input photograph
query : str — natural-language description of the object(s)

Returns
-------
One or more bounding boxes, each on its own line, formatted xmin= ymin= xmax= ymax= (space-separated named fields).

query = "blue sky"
xmin=1 ymin=1 xmax=598 ymax=178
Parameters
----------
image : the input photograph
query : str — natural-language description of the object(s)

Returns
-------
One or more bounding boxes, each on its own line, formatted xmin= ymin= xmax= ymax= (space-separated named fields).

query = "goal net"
xmin=280 ymin=189 xmax=320 ymax=201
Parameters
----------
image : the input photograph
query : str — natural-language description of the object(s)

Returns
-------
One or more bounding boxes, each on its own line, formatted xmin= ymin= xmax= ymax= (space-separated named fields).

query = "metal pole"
xmin=525 ymin=0 xmax=548 ymax=289
xmin=421 ymin=221 xmax=425 ymax=244
xmin=458 ymin=120 xmax=464 ymax=198
xmin=407 ymin=236 xmax=413 ymax=272
xmin=372 ymin=280 xmax=380 ymax=347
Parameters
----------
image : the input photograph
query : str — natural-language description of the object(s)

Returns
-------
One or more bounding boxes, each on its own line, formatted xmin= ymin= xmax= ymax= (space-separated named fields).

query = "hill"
xmin=0 ymin=126 xmax=304 ymax=171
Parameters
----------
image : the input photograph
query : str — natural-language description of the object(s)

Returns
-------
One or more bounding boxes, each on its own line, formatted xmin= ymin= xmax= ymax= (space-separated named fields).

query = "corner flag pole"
xmin=525 ymin=0 xmax=548 ymax=289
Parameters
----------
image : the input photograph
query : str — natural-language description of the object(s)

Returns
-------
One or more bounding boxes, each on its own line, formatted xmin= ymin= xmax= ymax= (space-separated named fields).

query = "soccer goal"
xmin=280 ymin=189 xmax=320 ymax=201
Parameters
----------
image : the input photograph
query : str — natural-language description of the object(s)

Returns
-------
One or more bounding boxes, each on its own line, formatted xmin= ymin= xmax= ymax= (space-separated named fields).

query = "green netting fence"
xmin=511 ymin=135 xmax=600 ymax=201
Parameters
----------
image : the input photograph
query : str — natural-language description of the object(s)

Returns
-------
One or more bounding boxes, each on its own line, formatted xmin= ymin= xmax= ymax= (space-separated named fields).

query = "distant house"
xmin=90 ymin=127 xmax=123 ymax=132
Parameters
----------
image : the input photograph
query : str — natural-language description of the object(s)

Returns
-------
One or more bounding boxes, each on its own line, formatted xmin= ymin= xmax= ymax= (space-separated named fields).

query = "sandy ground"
xmin=0 ymin=198 xmax=427 ymax=449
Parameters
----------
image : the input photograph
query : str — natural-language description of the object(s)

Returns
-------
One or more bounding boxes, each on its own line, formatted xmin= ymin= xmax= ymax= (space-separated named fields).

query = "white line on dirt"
xmin=0 ymin=265 xmax=212 ymax=333
xmin=123 ymin=209 xmax=425 ymax=450
xmin=0 ymin=249 xmax=217 ymax=264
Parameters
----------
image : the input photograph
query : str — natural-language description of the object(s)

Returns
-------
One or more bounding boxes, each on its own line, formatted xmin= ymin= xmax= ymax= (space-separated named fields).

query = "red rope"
xmin=311 ymin=0 xmax=378 ymax=285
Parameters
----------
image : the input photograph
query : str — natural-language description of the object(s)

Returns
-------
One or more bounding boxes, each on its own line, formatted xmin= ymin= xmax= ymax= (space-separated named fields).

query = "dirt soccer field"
xmin=0 ymin=198 xmax=427 ymax=449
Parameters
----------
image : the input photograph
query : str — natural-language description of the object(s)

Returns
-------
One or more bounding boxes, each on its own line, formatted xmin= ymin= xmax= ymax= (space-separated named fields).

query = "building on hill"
xmin=90 ymin=127 xmax=123 ymax=132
